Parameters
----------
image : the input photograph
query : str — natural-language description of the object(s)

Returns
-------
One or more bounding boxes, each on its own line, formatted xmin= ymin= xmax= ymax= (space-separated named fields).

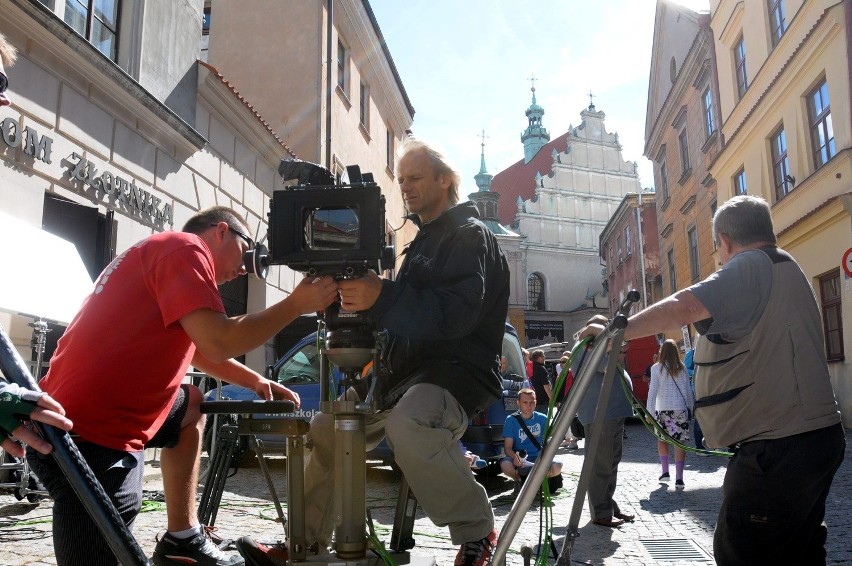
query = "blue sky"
xmin=370 ymin=0 xmax=709 ymax=199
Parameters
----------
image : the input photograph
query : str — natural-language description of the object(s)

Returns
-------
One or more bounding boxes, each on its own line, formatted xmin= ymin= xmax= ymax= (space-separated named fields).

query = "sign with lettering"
xmin=1 ymin=115 xmax=172 ymax=226
xmin=66 ymin=152 xmax=172 ymax=225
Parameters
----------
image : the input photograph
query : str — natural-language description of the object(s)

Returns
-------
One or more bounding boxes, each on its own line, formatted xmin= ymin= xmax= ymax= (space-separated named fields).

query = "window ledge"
xmin=661 ymin=197 xmax=671 ymax=212
xmin=701 ymin=131 xmax=719 ymax=154
xmin=385 ymin=164 xmax=395 ymax=178
xmin=678 ymin=167 xmax=693 ymax=186
xmin=336 ymin=85 xmax=352 ymax=109
xmin=359 ymin=122 xmax=371 ymax=142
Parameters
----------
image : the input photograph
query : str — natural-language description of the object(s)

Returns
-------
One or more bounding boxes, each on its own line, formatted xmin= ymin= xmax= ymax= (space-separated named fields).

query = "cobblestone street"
xmin=1 ymin=422 xmax=849 ymax=565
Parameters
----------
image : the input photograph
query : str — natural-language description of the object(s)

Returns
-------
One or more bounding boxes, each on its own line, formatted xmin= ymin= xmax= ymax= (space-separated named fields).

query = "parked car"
xmin=203 ymin=323 xmax=526 ymax=470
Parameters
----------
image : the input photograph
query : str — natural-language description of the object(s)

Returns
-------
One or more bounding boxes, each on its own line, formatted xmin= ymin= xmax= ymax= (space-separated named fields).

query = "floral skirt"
xmin=655 ymin=410 xmax=691 ymax=442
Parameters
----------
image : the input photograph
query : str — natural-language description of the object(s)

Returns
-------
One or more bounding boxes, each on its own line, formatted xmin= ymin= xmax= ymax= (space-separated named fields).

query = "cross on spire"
xmin=529 ymin=74 xmax=537 ymax=91
xmin=479 ymin=129 xmax=489 ymax=149
xmin=588 ymin=90 xmax=596 ymax=110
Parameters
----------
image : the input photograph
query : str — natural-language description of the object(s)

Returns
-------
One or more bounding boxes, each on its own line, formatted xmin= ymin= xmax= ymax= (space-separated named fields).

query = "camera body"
xmin=268 ymin=159 xmax=394 ymax=372
xmin=267 ymin=160 xmax=395 ymax=279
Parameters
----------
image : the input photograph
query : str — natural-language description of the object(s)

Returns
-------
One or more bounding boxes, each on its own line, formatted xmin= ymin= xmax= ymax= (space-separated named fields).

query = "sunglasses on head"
xmin=0 ymin=72 xmax=8 ymax=95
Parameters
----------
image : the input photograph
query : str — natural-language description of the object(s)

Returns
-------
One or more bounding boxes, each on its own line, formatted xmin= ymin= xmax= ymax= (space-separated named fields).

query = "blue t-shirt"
xmin=502 ymin=411 xmax=548 ymax=462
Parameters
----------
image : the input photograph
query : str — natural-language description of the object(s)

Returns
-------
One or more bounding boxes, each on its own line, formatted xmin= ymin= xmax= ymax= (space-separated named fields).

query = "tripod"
xmin=491 ymin=291 xmax=640 ymax=566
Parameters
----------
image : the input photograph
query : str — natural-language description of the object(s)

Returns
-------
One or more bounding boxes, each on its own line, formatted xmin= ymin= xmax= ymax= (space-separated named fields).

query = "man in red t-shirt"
xmin=28 ymin=206 xmax=338 ymax=566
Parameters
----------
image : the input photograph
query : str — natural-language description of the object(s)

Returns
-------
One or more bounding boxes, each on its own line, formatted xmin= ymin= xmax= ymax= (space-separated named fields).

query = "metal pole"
xmin=0 ymin=325 xmax=151 ymax=566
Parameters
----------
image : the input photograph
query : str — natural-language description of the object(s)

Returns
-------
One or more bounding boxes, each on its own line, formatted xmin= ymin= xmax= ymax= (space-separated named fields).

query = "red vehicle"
xmin=622 ymin=335 xmax=660 ymax=406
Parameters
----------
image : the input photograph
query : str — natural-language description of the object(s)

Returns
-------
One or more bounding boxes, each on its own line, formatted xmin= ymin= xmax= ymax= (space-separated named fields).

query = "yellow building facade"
xmin=709 ymin=0 xmax=852 ymax=425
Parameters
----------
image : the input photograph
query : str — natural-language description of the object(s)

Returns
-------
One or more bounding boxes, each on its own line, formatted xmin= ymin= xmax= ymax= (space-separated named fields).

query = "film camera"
xmin=266 ymin=159 xmax=396 ymax=373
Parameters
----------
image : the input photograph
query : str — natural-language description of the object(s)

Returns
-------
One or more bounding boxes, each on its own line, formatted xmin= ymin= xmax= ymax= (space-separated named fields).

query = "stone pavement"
xmin=0 ymin=422 xmax=849 ymax=565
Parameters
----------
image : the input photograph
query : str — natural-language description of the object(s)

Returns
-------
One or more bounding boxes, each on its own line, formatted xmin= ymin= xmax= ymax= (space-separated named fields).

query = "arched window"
xmin=528 ymin=273 xmax=545 ymax=311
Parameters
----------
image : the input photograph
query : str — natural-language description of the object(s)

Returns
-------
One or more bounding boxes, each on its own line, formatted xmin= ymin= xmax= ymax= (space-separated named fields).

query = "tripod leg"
xmin=197 ymin=424 xmax=237 ymax=527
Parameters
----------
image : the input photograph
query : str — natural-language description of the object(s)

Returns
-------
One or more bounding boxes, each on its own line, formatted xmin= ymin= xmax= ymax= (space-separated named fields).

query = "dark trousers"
xmin=28 ymin=443 xmax=144 ymax=566
xmin=714 ymin=423 xmax=845 ymax=566
xmin=584 ymin=417 xmax=626 ymax=520
xmin=693 ymin=417 xmax=705 ymax=449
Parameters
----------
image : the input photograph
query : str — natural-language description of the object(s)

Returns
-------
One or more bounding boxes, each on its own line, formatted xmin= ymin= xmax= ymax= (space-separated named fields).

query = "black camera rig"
xmin=267 ymin=159 xmax=395 ymax=279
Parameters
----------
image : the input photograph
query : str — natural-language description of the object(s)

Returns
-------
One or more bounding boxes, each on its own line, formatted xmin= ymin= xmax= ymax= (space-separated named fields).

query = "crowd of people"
xmin=0 ymin=26 xmax=845 ymax=566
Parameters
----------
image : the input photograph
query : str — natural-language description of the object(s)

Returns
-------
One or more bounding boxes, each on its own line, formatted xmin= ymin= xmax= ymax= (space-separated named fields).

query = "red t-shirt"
xmin=41 ymin=232 xmax=225 ymax=451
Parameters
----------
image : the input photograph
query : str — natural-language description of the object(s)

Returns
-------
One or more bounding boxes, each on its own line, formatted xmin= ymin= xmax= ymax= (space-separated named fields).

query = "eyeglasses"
xmin=209 ymin=223 xmax=254 ymax=249
xmin=0 ymin=72 xmax=8 ymax=95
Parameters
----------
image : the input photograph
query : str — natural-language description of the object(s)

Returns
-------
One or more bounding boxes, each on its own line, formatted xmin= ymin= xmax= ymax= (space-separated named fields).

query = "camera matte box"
xmin=268 ymin=185 xmax=386 ymax=274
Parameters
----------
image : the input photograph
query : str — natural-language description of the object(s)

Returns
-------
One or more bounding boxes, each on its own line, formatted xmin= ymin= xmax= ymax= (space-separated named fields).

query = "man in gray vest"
xmin=581 ymin=195 xmax=844 ymax=565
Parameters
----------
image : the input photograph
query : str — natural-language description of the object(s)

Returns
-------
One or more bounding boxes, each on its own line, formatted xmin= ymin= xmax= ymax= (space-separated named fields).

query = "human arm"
xmin=578 ymin=290 xmax=710 ymax=343
xmin=0 ymin=382 xmax=73 ymax=457
xmin=502 ymin=436 xmax=522 ymax=467
xmin=191 ymin=353 xmax=300 ymax=408
xmin=180 ymin=276 xmax=338 ymax=363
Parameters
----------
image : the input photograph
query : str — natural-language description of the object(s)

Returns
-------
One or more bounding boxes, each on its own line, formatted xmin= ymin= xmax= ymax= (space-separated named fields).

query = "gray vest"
xmin=693 ymin=247 xmax=840 ymax=448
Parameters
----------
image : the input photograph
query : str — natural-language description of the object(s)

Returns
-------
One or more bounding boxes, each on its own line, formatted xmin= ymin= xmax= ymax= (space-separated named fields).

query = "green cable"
xmin=618 ymin=372 xmax=733 ymax=458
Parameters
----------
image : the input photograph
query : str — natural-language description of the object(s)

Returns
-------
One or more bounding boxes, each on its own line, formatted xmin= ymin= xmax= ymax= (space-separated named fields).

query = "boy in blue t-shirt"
xmin=501 ymin=388 xmax=562 ymax=492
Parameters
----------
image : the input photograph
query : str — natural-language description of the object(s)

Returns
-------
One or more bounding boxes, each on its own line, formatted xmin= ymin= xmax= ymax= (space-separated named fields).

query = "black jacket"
xmin=368 ymin=202 xmax=510 ymax=415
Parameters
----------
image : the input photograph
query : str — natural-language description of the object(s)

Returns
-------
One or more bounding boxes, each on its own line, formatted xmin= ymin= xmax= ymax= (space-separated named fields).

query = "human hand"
xmin=290 ymin=275 xmax=338 ymax=315
xmin=253 ymin=378 xmax=301 ymax=409
xmin=0 ymin=388 xmax=73 ymax=457
xmin=338 ymin=271 xmax=383 ymax=312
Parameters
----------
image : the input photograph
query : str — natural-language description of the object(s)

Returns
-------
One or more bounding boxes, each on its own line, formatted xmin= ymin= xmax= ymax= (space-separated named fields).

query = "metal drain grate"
xmin=638 ymin=538 xmax=713 ymax=562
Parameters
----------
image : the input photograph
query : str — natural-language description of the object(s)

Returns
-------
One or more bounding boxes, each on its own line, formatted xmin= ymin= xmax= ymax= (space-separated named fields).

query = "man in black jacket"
xmin=242 ymin=140 xmax=509 ymax=566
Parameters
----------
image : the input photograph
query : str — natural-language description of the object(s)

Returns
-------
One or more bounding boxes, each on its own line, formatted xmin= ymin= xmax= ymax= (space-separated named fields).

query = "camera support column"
xmin=328 ymin=399 xmax=368 ymax=559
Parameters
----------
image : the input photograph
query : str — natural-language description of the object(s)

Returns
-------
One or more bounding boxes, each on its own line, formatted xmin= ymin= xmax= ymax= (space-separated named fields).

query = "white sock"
xmin=170 ymin=525 xmax=202 ymax=540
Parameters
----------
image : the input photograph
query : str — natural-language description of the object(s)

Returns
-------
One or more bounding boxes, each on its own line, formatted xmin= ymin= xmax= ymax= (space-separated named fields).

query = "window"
xmin=386 ymin=129 xmax=395 ymax=171
xmin=771 ymin=127 xmax=792 ymax=200
xmin=617 ymin=236 xmax=623 ymax=264
xmin=200 ymin=6 xmax=211 ymax=61
xmin=702 ymin=87 xmax=715 ymax=138
xmin=528 ymin=273 xmax=545 ymax=311
xmin=687 ymin=227 xmax=700 ymax=282
xmin=61 ymin=0 xmax=120 ymax=61
xmin=768 ymin=0 xmax=787 ymax=48
xmin=710 ymin=201 xmax=718 ymax=249
xmin=734 ymin=167 xmax=747 ymax=195
xmin=359 ymin=80 xmax=370 ymax=129
xmin=678 ymin=128 xmax=690 ymax=174
xmin=809 ymin=80 xmax=836 ymax=168
xmin=667 ymin=248 xmax=677 ymax=294
xmin=659 ymin=156 xmax=670 ymax=202
xmin=608 ymin=246 xmax=614 ymax=274
xmin=819 ymin=270 xmax=844 ymax=361
xmin=624 ymin=225 xmax=632 ymax=257
xmin=734 ymin=36 xmax=749 ymax=99
xmin=336 ymin=38 xmax=349 ymax=94
xmin=274 ymin=342 xmax=320 ymax=386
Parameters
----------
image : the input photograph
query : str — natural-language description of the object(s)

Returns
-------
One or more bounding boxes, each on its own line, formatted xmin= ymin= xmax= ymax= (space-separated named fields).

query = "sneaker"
xmin=455 ymin=529 xmax=497 ymax=566
xmin=153 ymin=530 xmax=245 ymax=565
xmin=235 ymin=537 xmax=288 ymax=566
xmin=659 ymin=472 xmax=670 ymax=481
xmin=675 ymin=479 xmax=685 ymax=489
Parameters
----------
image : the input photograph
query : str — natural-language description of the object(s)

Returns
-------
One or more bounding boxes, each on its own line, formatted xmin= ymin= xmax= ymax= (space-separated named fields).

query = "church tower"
xmin=521 ymin=79 xmax=550 ymax=163
xmin=469 ymin=132 xmax=513 ymax=235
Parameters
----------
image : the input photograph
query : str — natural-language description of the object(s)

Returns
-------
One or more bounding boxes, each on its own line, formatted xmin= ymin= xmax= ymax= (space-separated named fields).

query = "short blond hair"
xmin=0 ymin=33 xmax=18 ymax=68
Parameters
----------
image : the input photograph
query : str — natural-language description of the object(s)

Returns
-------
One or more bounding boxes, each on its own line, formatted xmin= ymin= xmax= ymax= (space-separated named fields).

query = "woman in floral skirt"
xmin=646 ymin=339 xmax=694 ymax=488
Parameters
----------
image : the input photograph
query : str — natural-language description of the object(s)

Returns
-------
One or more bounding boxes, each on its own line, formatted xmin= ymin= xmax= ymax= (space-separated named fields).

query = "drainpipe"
xmin=325 ymin=0 xmax=333 ymax=169
xmin=636 ymin=192 xmax=648 ymax=309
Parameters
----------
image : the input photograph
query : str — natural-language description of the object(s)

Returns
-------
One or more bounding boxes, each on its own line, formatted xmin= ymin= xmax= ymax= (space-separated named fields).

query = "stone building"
xmin=644 ymin=1 xmax=722 ymax=343
xmin=599 ymin=192 xmax=662 ymax=317
xmin=706 ymin=0 xmax=851 ymax=425
xmin=0 ymin=0 xmax=413 ymax=374
xmin=490 ymin=90 xmax=642 ymax=345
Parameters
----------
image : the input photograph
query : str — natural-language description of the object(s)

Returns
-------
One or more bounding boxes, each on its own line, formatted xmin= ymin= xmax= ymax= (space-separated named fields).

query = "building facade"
xmin=645 ymin=1 xmax=722 ymax=347
xmin=707 ymin=0 xmax=851 ymax=425
xmin=0 ymin=0 xmax=413 ymax=376
xmin=491 ymin=92 xmax=642 ymax=345
xmin=599 ymin=192 xmax=662 ymax=317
